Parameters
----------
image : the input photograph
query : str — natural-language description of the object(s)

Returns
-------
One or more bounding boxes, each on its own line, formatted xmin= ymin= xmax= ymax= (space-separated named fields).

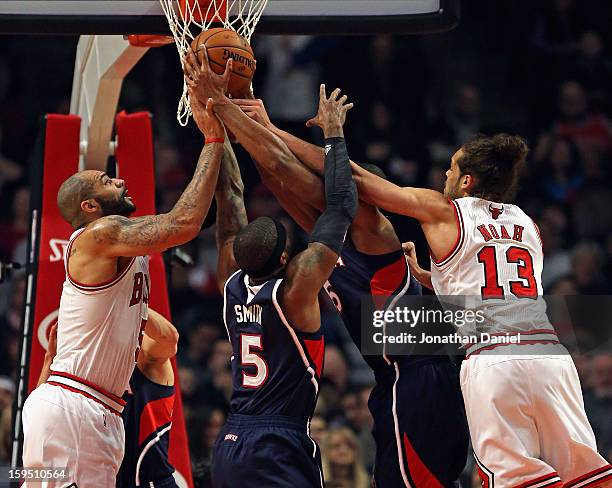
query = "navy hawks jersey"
xmin=327 ymin=239 xmax=421 ymax=371
xmin=223 ymin=270 xmax=324 ymax=422
xmin=117 ymin=366 xmax=175 ymax=488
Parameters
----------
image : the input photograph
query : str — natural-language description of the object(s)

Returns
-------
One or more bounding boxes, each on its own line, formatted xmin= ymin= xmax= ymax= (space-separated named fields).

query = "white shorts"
xmin=460 ymin=344 xmax=612 ymax=488
xmin=22 ymin=383 xmax=125 ymax=488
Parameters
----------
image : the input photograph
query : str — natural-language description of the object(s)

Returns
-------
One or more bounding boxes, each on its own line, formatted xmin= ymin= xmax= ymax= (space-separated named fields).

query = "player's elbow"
xmin=169 ymin=327 xmax=179 ymax=347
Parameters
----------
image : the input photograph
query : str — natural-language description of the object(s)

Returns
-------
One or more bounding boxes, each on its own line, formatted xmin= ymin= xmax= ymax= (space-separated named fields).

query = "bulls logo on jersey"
xmin=488 ymin=203 xmax=504 ymax=220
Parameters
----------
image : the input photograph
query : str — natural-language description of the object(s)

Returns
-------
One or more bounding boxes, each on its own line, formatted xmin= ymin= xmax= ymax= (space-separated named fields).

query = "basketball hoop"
xmin=156 ymin=0 xmax=268 ymax=126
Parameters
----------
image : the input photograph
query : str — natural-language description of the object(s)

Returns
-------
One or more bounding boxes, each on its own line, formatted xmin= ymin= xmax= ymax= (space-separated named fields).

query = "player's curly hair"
xmin=458 ymin=133 xmax=528 ymax=202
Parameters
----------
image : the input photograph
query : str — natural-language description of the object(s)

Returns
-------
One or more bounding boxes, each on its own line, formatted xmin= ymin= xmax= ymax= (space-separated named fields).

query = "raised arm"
xmin=254 ymin=161 xmax=319 ymax=233
xmin=214 ymin=141 xmax=248 ymax=292
xmin=281 ymin=86 xmax=358 ymax=332
xmin=235 ymin=97 xmax=453 ymax=226
xmin=139 ymin=308 xmax=180 ymax=364
xmin=234 ymin=97 xmax=328 ymax=176
xmin=85 ymin=63 xmax=228 ymax=258
xmin=350 ymin=164 xmax=451 ymax=222
xmin=183 ymin=51 xmax=326 ymax=212
xmin=235 ymin=96 xmax=401 ymax=254
xmin=136 ymin=308 xmax=180 ymax=386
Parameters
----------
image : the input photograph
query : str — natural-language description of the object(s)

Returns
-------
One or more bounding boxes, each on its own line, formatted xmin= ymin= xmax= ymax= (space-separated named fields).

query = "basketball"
xmin=191 ymin=28 xmax=256 ymax=98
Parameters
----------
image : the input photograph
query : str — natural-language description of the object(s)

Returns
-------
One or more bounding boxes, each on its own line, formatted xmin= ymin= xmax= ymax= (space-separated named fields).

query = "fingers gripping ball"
xmin=191 ymin=28 xmax=256 ymax=98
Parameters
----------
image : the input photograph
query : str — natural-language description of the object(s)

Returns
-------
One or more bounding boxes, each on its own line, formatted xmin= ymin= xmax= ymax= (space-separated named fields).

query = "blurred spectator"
xmin=569 ymin=32 xmax=612 ymax=112
xmin=189 ymin=407 xmax=226 ymax=488
xmin=198 ymin=339 xmax=233 ymax=410
xmin=535 ymin=137 xmax=584 ymax=205
xmin=429 ymin=84 xmax=483 ymax=165
xmin=0 ymin=138 xmax=22 ymax=193
xmin=537 ymin=80 xmax=612 ymax=159
xmin=323 ymin=345 xmax=349 ymax=396
xmin=583 ymin=353 xmax=612 ymax=458
xmin=0 ymin=403 xmax=11 ymax=463
xmin=532 ymin=0 xmax=585 ymax=59
xmin=0 ymin=376 xmax=14 ymax=463
xmin=322 ymin=426 xmax=370 ymax=488
xmin=310 ymin=415 xmax=329 ymax=448
xmin=538 ymin=205 xmax=573 ymax=289
xmin=256 ymin=35 xmax=321 ymax=140
xmin=571 ymin=242 xmax=611 ymax=294
xmin=340 ymin=388 xmax=375 ymax=470
xmin=179 ymin=321 xmax=222 ymax=373
xmin=0 ymin=274 xmax=25 ymax=377
xmin=179 ymin=366 xmax=201 ymax=405
xmin=0 ymin=185 xmax=29 ymax=261
xmin=189 ymin=406 xmax=226 ymax=465
xmin=572 ymin=182 xmax=612 ymax=240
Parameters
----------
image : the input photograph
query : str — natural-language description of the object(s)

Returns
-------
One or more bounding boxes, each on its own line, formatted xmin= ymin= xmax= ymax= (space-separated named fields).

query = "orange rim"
xmin=127 ymin=34 xmax=175 ymax=47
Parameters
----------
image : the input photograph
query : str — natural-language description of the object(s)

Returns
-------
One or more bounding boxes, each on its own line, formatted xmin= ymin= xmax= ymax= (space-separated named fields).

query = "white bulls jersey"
xmin=51 ymin=228 xmax=150 ymax=396
xmin=431 ymin=197 xmax=553 ymax=339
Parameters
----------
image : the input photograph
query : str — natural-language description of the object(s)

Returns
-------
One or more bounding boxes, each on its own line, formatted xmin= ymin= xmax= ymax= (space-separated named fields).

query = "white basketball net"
xmin=159 ymin=0 xmax=268 ymax=126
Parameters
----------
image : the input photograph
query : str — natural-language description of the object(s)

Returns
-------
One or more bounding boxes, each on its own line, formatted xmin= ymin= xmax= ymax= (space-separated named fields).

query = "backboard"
xmin=0 ymin=0 xmax=459 ymax=35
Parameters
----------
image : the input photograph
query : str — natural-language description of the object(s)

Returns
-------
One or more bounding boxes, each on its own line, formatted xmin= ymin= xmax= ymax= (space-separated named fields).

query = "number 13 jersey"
xmin=430 ymin=197 xmax=552 ymax=337
xmin=223 ymin=270 xmax=324 ymax=422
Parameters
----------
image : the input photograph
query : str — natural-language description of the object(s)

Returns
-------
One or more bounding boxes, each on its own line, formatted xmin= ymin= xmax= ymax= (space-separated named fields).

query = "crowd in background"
xmin=1 ymin=0 xmax=612 ymax=486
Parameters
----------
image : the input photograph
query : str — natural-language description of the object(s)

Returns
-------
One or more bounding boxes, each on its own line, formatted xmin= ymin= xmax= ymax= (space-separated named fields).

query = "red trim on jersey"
xmin=138 ymin=394 xmax=175 ymax=445
xmin=474 ymin=454 xmax=494 ymax=488
xmin=66 ymin=231 xmax=136 ymax=290
xmin=475 ymin=463 xmax=491 ymax=488
xmin=466 ymin=340 xmax=560 ymax=359
xmin=303 ymin=337 xmax=325 ymax=378
xmin=47 ymin=381 xmax=122 ymax=416
xmin=515 ymin=471 xmax=561 ymax=488
xmin=563 ymin=465 xmax=612 ymax=488
xmin=402 ymin=433 xmax=444 ymax=488
xmin=431 ymin=199 xmax=464 ymax=267
xmin=50 ymin=370 xmax=126 ymax=404
xmin=370 ymin=257 xmax=407 ymax=310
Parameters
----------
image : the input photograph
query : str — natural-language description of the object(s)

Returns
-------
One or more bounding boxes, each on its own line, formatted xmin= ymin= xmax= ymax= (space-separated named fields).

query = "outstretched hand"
xmin=187 ymin=92 xmax=225 ymax=140
xmin=402 ymin=241 xmax=433 ymax=291
xmin=306 ymin=84 xmax=353 ymax=138
xmin=232 ymin=98 xmax=274 ymax=129
xmin=183 ymin=48 xmax=232 ymax=105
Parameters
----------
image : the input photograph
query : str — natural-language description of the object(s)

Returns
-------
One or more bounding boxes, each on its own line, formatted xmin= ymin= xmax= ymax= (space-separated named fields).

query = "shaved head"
xmin=57 ymin=170 xmax=99 ymax=229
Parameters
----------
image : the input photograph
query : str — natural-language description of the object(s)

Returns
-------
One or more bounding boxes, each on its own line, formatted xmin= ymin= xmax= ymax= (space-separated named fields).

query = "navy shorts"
xmin=369 ymin=357 xmax=469 ymax=488
xmin=212 ymin=414 xmax=323 ymax=488
xmin=149 ymin=475 xmax=179 ymax=488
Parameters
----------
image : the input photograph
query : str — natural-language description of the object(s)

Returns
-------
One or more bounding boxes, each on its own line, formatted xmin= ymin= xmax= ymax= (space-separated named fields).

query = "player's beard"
xmin=444 ymin=179 xmax=462 ymax=200
xmin=97 ymin=191 xmax=136 ymax=217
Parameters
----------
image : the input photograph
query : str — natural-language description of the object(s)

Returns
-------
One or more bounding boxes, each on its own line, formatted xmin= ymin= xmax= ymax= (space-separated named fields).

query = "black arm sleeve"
xmin=308 ymin=137 xmax=358 ymax=254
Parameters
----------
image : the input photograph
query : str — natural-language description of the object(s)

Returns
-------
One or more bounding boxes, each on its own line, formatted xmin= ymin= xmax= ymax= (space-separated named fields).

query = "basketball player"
xmin=21 ymin=61 xmax=228 ymax=487
xmin=186 ymin=54 xmax=358 ymax=487
xmin=347 ymin=133 xmax=612 ymax=487
xmin=221 ymin=95 xmax=469 ymax=486
xmin=37 ymin=310 xmax=181 ymax=488
xmin=117 ymin=308 xmax=179 ymax=488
